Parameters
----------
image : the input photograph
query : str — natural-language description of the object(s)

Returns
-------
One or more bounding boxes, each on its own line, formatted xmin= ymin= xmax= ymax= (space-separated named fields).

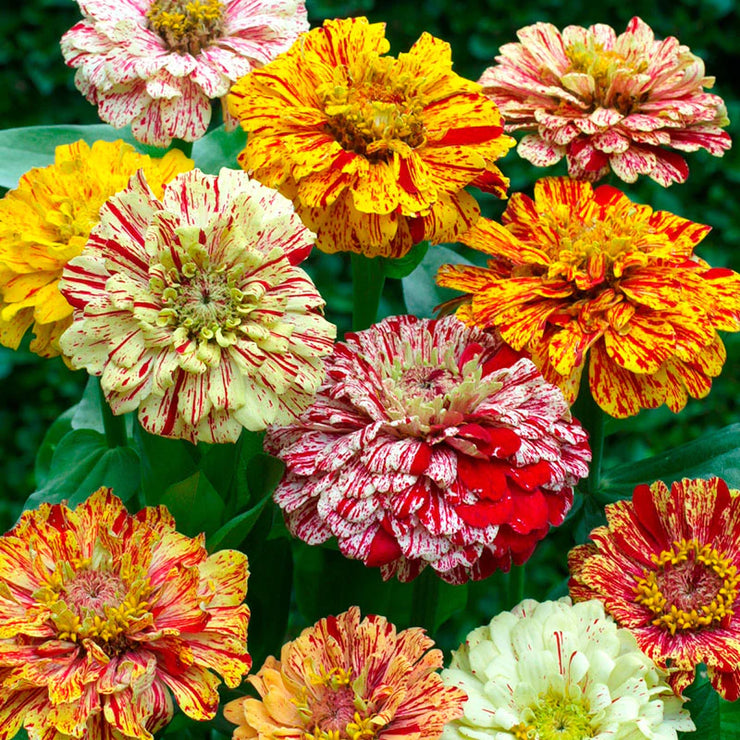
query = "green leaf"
xmin=401 ymin=244 xmax=472 ymax=318
xmin=207 ymin=492 xmax=272 ymax=552
xmin=600 ymin=424 xmax=740 ymax=502
xmin=0 ymin=124 xmax=161 ymax=189
xmin=34 ymin=407 xmax=76 ymax=488
xmin=191 ymin=124 xmax=247 ymax=174
xmin=25 ymin=429 xmax=140 ymax=509
xmin=160 ymin=471 xmax=225 ymax=538
xmin=720 ymin=695 xmax=740 ymax=738
xmin=681 ymin=671 xmax=719 ymax=739
xmin=380 ymin=240 xmax=429 ymax=279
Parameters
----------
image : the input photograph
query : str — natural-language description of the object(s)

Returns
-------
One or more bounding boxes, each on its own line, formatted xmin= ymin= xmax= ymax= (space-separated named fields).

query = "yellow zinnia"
xmin=228 ymin=16 xmax=514 ymax=258
xmin=0 ymin=139 xmax=192 ymax=360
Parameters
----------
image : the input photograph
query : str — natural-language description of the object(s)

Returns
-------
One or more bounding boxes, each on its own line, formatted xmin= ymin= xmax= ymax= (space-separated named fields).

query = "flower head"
xmin=59 ymin=167 xmax=336 ymax=443
xmin=0 ymin=487 xmax=251 ymax=740
xmin=61 ymin=0 xmax=309 ymax=147
xmin=441 ymin=598 xmax=692 ymax=740
xmin=224 ymin=606 xmax=465 ymax=740
xmin=265 ymin=315 xmax=590 ymax=584
xmin=0 ymin=139 xmax=191 ymax=360
xmin=437 ymin=177 xmax=740 ymax=417
xmin=569 ymin=477 xmax=740 ymax=700
xmin=228 ymin=16 xmax=514 ymax=258
xmin=480 ymin=16 xmax=731 ymax=185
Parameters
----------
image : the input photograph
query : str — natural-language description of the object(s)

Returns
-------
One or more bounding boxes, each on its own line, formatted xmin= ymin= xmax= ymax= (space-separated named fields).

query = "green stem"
xmin=506 ymin=564 xmax=525 ymax=608
xmin=351 ymin=252 xmax=386 ymax=331
xmin=410 ymin=567 xmax=440 ymax=631
xmin=170 ymin=138 xmax=194 ymax=158
xmin=97 ymin=377 xmax=128 ymax=448
xmin=573 ymin=375 xmax=606 ymax=495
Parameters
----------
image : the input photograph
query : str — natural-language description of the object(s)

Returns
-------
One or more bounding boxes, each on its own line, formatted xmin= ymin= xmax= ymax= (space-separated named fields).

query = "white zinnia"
xmin=441 ymin=598 xmax=693 ymax=740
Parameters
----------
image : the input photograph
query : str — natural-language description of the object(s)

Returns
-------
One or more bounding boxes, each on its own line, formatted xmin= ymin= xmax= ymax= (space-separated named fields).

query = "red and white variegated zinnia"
xmin=59 ymin=167 xmax=336 ymax=444
xmin=480 ymin=16 xmax=731 ymax=185
xmin=61 ymin=0 xmax=309 ymax=147
xmin=265 ymin=315 xmax=590 ymax=584
xmin=0 ymin=488 xmax=250 ymax=740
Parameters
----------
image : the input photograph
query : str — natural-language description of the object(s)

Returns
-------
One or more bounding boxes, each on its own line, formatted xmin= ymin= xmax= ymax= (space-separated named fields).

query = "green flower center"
xmin=518 ymin=689 xmax=595 ymax=739
xmin=147 ymin=0 xmax=225 ymax=55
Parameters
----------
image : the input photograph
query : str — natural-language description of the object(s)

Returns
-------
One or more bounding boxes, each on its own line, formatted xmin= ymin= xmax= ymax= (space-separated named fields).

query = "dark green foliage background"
xmin=1 ymin=0 xmax=738 ymax=540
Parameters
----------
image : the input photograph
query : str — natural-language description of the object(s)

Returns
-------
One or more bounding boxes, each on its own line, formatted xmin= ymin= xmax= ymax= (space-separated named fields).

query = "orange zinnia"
xmin=437 ymin=176 xmax=740 ymax=417
xmin=228 ymin=16 xmax=514 ymax=258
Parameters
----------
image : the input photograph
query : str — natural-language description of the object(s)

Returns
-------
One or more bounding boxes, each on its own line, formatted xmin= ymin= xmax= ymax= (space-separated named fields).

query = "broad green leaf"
xmin=381 ymin=240 xmax=429 ymax=279
xmin=402 ymin=244 xmax=472 ymax=318
xmin=160 ymin=471 xmax=225 ymax=538
xmin=25 ymin=429 xmax=140 ymax=509
xmin=0 ymin=124 xmax=161 ymax=189
xmin=34 ymin=407 xmax=76 ymax=488
xmin=191 ymin=124 xmax=247 ymax=174
xmin=680 ymin=672 xmax=719 ymax=739
xmin=600 ymin=424 xmax=740 ymax=502
xmin=720 ymin=695 xmax=740 ymax=738
xmin=207 ymin=491 xmax=272 ymax=552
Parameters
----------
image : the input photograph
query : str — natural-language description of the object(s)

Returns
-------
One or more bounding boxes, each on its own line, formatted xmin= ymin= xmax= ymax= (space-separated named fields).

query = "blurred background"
xmin=1 ymin=0 xmax=738 ymax=538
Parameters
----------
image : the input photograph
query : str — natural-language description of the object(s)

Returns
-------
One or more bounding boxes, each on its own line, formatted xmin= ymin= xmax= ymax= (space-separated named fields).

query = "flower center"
xmin=379 ymin=341 xmax=501 ymax=436
xmin=634 ymin=538 xmax=739 ymax=635
xmin=147 ymin=0 xmax=224 ymax=55
xmin=34 ymin=552 xmax=153 ymax=653
xmin=563 ymin=41 xmax=649 ymax=113
xmin=297 ymin=668 xmax=383 ymax=740
xmin=319 ymin=56 xmax=426 ymax=160
xmin=518 ymin=690 xmax=595 ymax=740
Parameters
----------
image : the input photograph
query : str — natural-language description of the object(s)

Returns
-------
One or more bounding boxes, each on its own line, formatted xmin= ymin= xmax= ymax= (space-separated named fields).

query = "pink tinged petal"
xmin=609 ymin=147 xmax=657 ymax=183
xmin=96 ymin=83 xmax=151 ymax=128
xmin=517 ymin=135 xmax=564 ymax=167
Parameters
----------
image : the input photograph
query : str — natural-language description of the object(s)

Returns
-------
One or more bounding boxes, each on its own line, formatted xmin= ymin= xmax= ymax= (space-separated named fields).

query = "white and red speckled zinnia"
xmin=0 ymin=488 xmax=251 ymax=740
xmin=265 ymin=315 xmax=590 ymax=584
xmin=59 ymin=167 xmax=336 ymax=444
xmin=61 ymin=0 xmax=309 ymax=147
xmin=480 ymin=16 xmax=731 ymax=185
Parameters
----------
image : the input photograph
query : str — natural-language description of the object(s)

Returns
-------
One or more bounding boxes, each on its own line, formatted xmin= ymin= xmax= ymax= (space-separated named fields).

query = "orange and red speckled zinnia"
xmin=437 ymin=176 xmax=740 ymax=418
xmin=228 ymin=16 xmax=514 ymax=258
xmin=569 ymin=477 xmax=740 ymax=700
xmin=479 ymin=16 xmax=731 ymax=185
xmin=0 ymin=488 xmax=251 ymax=740
xmin=224 ymin=606 xmax=466 ymax=740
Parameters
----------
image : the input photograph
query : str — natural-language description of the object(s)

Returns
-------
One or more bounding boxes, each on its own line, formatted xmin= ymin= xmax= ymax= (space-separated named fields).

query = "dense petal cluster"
xmin=225 ymin=606 xmax=465 ymax=740
xmin=265 ymin=315 xmax=590 ymax=584
xmin=61 ymin=0 xmax=309 ymax=147
xmin=570 ymin=477 xmax=740 ymax=700
xmin=229 ymin=16 xmax=514 ymax=258
xmin=438 ymin=177 xmax=740 ymax=417
xmin=0 ymin=139 xmax=191 ymax=360
xmin=480 ymin=16 xmax=731 ymax=185
xmin=59 ymin=167 xmax=336 ymax=443
xmin=0 ymin=488 xmax=251 ymax=740
xmin=441 ymin=598 xmax=692 ymax=740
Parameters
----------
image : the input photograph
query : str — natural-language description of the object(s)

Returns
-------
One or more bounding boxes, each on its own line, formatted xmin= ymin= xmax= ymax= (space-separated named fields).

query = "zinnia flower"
xmin=0 ymin=139 xmax=191 ymax=360
xmin=61 ymin=0 xmax=309 ymax=147
xmin=58 ymin=167 xmax=336 ymax=443
xmin=265 ymin=315 xmax=590 ymax=584
xmin=479 ymin=16 xmax=731 ymax=185
xmin=442 ymin=598 xmax=693 ymax=739
xmin=437 ymin=177 xmax=740 ymax=417
xmin=0 ymin=487 xmax=251 ymax=740
xmin=228 ymin=16 xmax=514 ymax=258
xmin=569 ymin=476 xmax=740 ymax=700
xmin=224 ymin=606 xmax=466 ymax=740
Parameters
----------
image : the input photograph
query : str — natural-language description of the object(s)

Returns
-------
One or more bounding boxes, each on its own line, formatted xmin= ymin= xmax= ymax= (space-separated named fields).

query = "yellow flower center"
xmin=295 ymin=667 xmax=386 ymax=740
xmin=147 ymin=0 xmax=225 ymax=54
xmin=319 ymin=56 xmax=426 ymax=161
xmin=563 ymin=40 xmax=649 ymax=113
xmin=34 ymin=551 xmax=153 ymax=655
xmin=634 ymin=538 xmax=739 ymax=635
xmin=147 ymin=234 xmax=293 ymax=357
xmin=518 ymin=690 xmax=595 ymax=739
